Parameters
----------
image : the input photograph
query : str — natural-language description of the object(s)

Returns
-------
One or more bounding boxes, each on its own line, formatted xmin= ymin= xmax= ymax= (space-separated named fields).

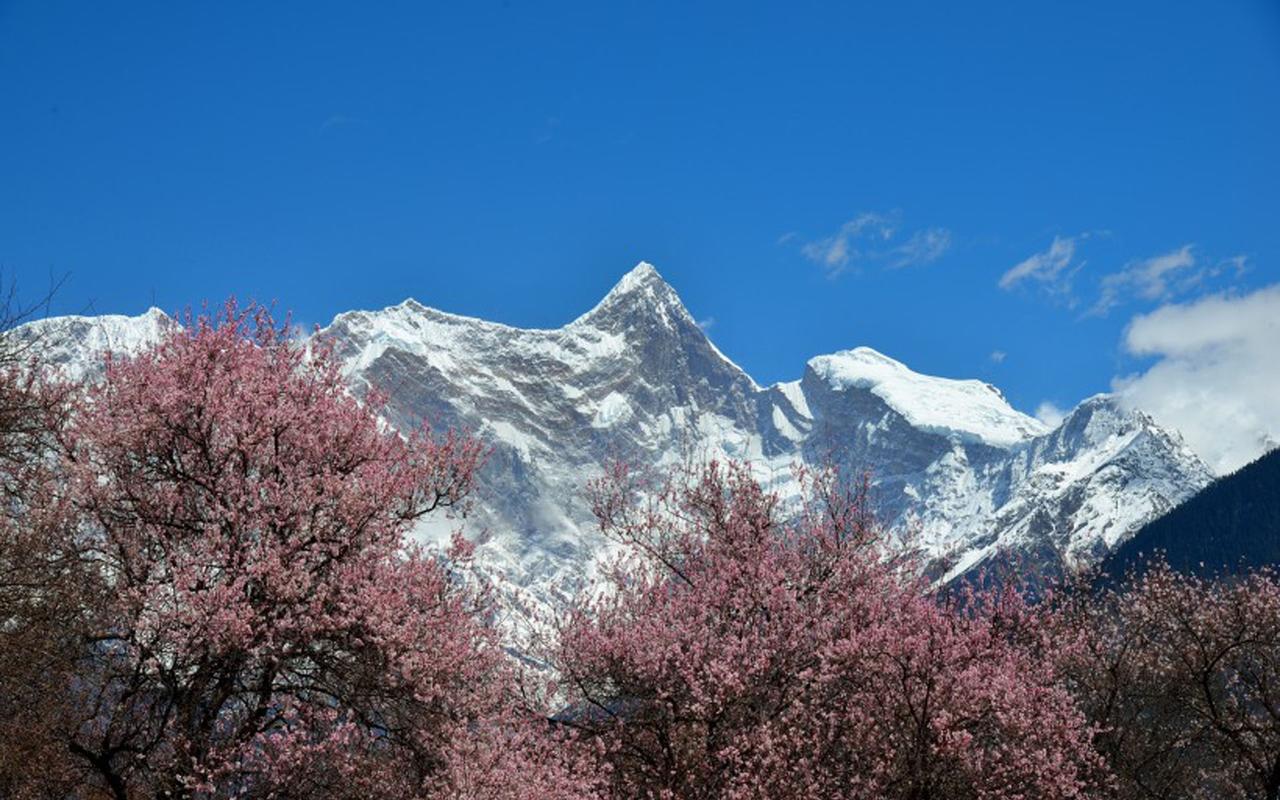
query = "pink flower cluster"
xmin=55 ymin=301 xmax=595 ymax=798
xmin=554 ymin=460 xmax=1107 ymax=798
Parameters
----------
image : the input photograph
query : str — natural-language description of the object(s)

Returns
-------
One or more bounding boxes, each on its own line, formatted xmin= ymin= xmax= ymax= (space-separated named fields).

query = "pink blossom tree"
xmin=0 ymin=332 xmax=95 ymax=797
xmin=59 ymin=301 xmax=599 ymax=799
xmin=553 ymin=459 xmax=1108 ymax=799
xmin=1046 ymin=561 xmax=1280 ymax=800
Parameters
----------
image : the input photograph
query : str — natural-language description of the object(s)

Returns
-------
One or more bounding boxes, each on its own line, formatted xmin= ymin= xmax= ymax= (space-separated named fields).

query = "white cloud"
xmin=1035 ymin=401 xmax=1067 ymax=428
xmin=1112 ymin=283 xmax=1280 ymax=474
xmin=796 ymin=212 xmax=950 ymax=277
xmin=998 ymin=235 xmax=1083 ymax=305
xmin=696 ymin=316 xmax=716 ymax=331
xmin=800 ymin=213 xmax=897 ymax=276
xmin=1003 ymin=236 xmax=1249 ymax=316
xmin=889 ymin=228 xmax=953 ymax=269
xmin=1128 ymin=246 xmax=1197 ymax=299
xmin=989 ymin=350 xmax=1007 ymax=364
xmin=1087 ymin=245 xmax=1242 ymax=317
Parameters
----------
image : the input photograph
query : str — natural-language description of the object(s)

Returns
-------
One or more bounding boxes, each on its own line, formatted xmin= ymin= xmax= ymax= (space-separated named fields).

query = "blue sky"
xmin=2 ymin=1 xmax=1278 ymax=465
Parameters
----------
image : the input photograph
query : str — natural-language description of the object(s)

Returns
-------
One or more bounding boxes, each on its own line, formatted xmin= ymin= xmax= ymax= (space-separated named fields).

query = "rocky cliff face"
xmin=16 ymin=263 xmax=1214 ymax=618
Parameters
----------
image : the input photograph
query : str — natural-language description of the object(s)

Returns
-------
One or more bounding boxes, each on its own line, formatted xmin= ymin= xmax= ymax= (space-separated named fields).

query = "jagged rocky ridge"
xmin=17 ymin=264 xmax=1214 ymax=617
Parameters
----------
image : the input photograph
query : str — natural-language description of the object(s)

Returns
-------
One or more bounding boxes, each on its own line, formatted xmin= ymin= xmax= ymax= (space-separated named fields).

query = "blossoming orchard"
xmin=1 ymin=302 xmax=1277 ymax=799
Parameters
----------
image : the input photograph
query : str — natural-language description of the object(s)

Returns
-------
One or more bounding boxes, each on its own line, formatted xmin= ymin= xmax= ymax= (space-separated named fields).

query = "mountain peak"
xmin=614 ymin=260 xmax=663 ymax=292
xmin=600 ymin=261 xmax=675 ymax=305
xmin=808 ymin=346 xmax=1049 ymax=448
xmin=570 ymin=261 xmax=692 ymax=328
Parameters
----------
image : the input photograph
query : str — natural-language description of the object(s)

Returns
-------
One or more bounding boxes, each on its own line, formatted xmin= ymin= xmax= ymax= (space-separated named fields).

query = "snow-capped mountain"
xmin=9 ymin=307 xmax=173 ymax=380
xmin=14 ymin=263 xmax=1214 ymax=615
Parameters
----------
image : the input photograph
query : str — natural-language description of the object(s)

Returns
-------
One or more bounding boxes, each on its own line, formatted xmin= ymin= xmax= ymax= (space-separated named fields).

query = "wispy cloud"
xmin=1001 ymin=234 xmax=1248 ymax=317
xmin=792 ymin=212 xmax=952 ymax=278
xmin=799 ymin=213 xmax=897 ymax=276
xmin=696 ymin=316 xmax=716 ymax=331
xmin=989 ymin=350 xmax=1007 ymax=364
xmin=1034 ymin=401 xmax=1067 ymax=428
xmin=535 ymin=115 xmax=561 ymax=144
xmin=1087 ymin=246 xmax=1247 ymax=317
xmin=1113 ymin=283 xmax=1280 ymax=474
xmin=889 ymin=228 xmax=953 ymax=269
xmin=998 ymin=235 xmax=1083 ymax=306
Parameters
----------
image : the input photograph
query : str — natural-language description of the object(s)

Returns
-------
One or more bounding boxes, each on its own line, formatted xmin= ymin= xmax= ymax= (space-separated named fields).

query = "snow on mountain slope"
xmin=10 ymin=307 xmax=172 ymax=379
xmin=9 ymin=264 xmax=1214 ymax=626
xmin=808 ymin=347 xmax=1048 ymax=447
xmin=318 ymin=263 xmax=1211 ymax=615
xmin=320 ymin=264 xmax=769 ymax=616
xmin=939 ymin=395 xmax=1214 ymax=582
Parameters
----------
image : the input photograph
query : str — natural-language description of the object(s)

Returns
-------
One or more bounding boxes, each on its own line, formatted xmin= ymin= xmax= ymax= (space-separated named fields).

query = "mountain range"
xmin=16 ymin=263 xmax=1217 ymax=622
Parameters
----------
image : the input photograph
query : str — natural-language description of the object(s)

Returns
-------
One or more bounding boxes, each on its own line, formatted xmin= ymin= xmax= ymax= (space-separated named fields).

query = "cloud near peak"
xmin=1034 ymin=401 xmax=1067 ymax=428
xmin=1113 ymin=283 xmax=1280 ymax=474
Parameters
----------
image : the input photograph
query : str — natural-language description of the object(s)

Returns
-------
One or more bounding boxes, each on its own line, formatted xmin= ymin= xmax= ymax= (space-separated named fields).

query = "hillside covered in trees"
xmin=1101 ymin=447 xmax=1280 ymax=581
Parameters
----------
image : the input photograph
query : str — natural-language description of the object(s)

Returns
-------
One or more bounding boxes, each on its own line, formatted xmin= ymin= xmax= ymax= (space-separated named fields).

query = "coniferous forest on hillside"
xmin=1102 ymin=449 xmax=1280 ymax=581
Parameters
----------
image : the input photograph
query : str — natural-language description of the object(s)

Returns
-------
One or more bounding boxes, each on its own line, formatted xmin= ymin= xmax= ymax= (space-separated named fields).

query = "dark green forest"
xmin=1102 ymin=448 xmax=1280 ymax=581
